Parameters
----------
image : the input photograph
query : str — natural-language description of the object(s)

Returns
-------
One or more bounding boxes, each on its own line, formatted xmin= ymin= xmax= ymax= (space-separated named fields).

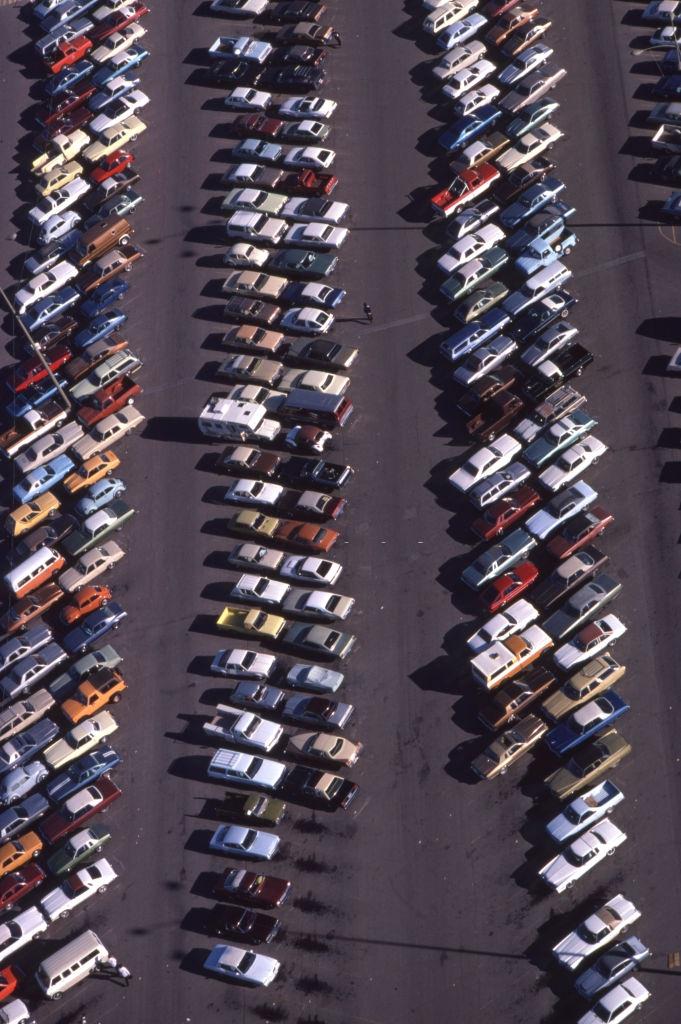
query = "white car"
xmin=15 ymin=421 xmax=84 ymax=475
xmin=498 ymin=44 xmax=554 ymax=86
xmin=437 ymin=224 xmax=506 ymax=275
xmin=283 ymin=146 xmax=336 ymax=170
xmin=43 ymin=711 xmax=118 ymax=770
xmin=282 ymin=198 xmax=349 ymax=224
xmin=210 ymin=0 xmax=269 ymax=14
xmin=467 ymin=599 xmax=539 ymax=654
xmin=211 ymin=649 xmax=277 ymax=680
xmin=577 ymin=979 xmax=650 ymax=1024
xmin=223 ymin=242 xmax=270 ymax=269
xmin=209 ymin=823 xmax=280 ymax=859
xmin=441 ymin=57 xmax=495 ymax=100
xmin=642 ymin=0 xmax=681 ymax=24
xmin=449 ymin=434 xmax=522 ymax=492
xmin=224 ymin=87 xmax=273 ymax=112
xmin=278 ymin=97 xmax=337 ymax=120
xmin=0 ymin=905 xmax=48 ymax=963
xmin=539 ymin=820 xmax=626 ymax=893
xmin=278 ymin=369 xmax=348 ymax=394
xmin=286 ymin=664 xmax=344 ymax=692
xmin=28 ymin=178 xmax=89 ymax=226
xmin=553 ymin=616 xmax=627 ymax=673
xmin=545 ymin=780 xmax=625 ymax=845
xmin=280 ymin=556 xmax=342 ymax=585
xmin=279 ymin=307 xmax=334 ymax=335
xmin=451 ymin=82 xmax=500 ymax=117
xmin=37 ymin=208 xmax=81 ymax=246
xmin=432 ymin=38 xmax=487 ymax=80
xmin=525 ymin=481 xmax=597 ymax=540
xmin=204 ymin=943 xmax=280 ymax=987
xmin=39 ymin=857 xmax=117 ymax=922
xmin=231 ymin=573 xmax=289 ymax=605
xmin=89 ymin=23 xmax=146 ymax=63
xmin=204 ymin=705 xmax=283 ymax=752
xmin=538 ymin=436 xmax=609 ymax=492
xmin=552 ymin=894 xmax=641 ymax=972
xmin=89 ymin=89 xmax=150 ymax=134
xmin=495 ymin=123 xmax=564 ymax=174
xmin=13 ymin=260 xmax=78 ymax=315
xmin=225 ymin=480 xmax=284 ymax=506
xmin=521 ymin=321 xmax=578 ymax=367
xmin=453 ymin=335 xmax=517 ymax=386
xmin=283 ymin=590 xmax=354 ymax=621
xmin=283 ymin=222 xmax=348 ymax=250
xmin=207 ymin=748 xmax=286 ymax=789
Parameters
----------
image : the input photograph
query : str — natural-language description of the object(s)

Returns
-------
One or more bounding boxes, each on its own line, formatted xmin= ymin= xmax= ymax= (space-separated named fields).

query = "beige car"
xmin=71 ymin=406 xmax=145 ymax=463
xmin=0 ymin=689 xmax=55 ymax=744
xmin=59 ymin=540 xmax=125 ymax=593
xmin=217 ymin=355 xmax=283 ymax=388
xmin=278 ymin=369 xmax=350 ymax=395
xmin=36 ymin=161 xmax=84 ymax=198
xmin=541 ymin=654 xmax=625 ymax=722
xmin=31 ymin=128 xmax=90 ymax=176
xmin=286 ymin=731 xmax=362 ymax=767
xmin=90 ymin=22 xmax=146 ymax=64
xmin=494 ymin=123 xmax=563 ymax=174
xmin=43 ymin=710 xmax=118 ymax=771
xmin=82 ymin=115 xmax=147 ymax=164
xmin=222 ymin=270 xmax=288 ymax=301
xmin=221 ymin=325 xmax=286 ymax=355
xmin=471 ymin=713 xmax=547 ymax=779
xmin=15 ymin=421 xmax=85 ymax=476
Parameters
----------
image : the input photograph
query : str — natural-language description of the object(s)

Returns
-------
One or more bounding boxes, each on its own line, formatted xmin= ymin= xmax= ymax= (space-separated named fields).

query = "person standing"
xmin=363 ymin=302 xmax=373 ymax=323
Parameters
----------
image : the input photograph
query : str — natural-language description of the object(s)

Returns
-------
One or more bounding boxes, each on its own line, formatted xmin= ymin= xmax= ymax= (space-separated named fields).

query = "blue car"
xmin=282 ymin=283 xmax=346 ymax=309
xmin=506 ymin=209 xmax=567 ymax=255
xmin=439 ymin=307 xmax=510 ymax=364
xmin=0 ymin=793 xmax=50 ymax=842
xmin=13 ymin=452 xmax=75 ymax=504
xmin=45 ymin=744 xmax=121 ymax=804
xmin=7 ymin=375 xmax=68 ymax=418
xmin=438 ymin=104 xmax=502 ymax=153
xmin=44 ymin=59 xmax=94 ymax=97
xmin=500 ymin=177 xmax=567 ymax=229
xmin=75 ymin=477 xmax=126 ymax=518
xmin=515 ymin=231 xmax=579 ymax=276
xmin=102 ymin=43 xmax=150 ymax=81
xmin=80 ymin=280 xmax=129 ymax=318
xmin=63 ymin=602 xmax=127 ymax=655
xmin=0 ymin=719 xmax=60 ymax=774
xmin=72 ymin=308 xmax=127 ymax=350
xmin=545 ymin=692 xmax=630 ymax=757
xmin=89 ymin=70 xmax=140 ymax=106
xmin=21 ymin=285 xmax=80 ymax=332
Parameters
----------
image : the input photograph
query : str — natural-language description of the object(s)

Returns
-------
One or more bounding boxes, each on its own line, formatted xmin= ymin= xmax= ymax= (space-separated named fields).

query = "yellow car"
xmin=43 ymin=710 xmax=118 ymax=771
xmin=229 ymin=509 xmax=279 ymax=540
xmin=0 ymin=831 xmax=43 ymax=879
xmin=5 ymin=491 xmax=60 ymax=537
xmin=82 ymin=115 xmax=147 ymax=164
xmin=37 ymin=160 xmax=84 ymax=198
xmin=63 ymin=449 xmax=121 ymax=495
xmin=216 ymin=605 xmax=286 ymax=640
xmin=31 ymin=128 xmax=91 ymax=176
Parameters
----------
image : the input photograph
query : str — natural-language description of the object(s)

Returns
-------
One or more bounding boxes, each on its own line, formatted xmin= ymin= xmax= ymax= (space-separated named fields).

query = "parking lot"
xmin=2 ymin=0 xmax=681 ymax=1022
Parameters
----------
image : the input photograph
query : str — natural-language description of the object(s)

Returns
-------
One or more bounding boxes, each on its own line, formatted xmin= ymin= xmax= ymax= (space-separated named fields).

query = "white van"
xmin=35 ymin=928 xmax=108 ymax=999
xmin=3 ymin=546 xmax=65 ymax=599
xmin=503 ymin=261 xmax=572 ymax=317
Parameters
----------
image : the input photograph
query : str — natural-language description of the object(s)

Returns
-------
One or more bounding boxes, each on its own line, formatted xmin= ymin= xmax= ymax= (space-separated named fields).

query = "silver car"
xmin=0 ymin=761 xmax=49 ymax=806
xmin=209 ymin=823 xmax=280 ymax=860
xmin=574 ymin=938 xmax=650 ymax=999
xmin=468 ymin=463 xmax=531 ymax=509
xmin=286 ymin=664 xmax=344 ymax=693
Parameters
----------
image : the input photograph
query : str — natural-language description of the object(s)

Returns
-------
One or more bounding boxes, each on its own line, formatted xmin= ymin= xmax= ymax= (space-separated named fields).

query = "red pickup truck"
xmin=431 ymin=163 xmax=500 ymax=218
xmin=46 ymin=35 xmax=93 ymax=75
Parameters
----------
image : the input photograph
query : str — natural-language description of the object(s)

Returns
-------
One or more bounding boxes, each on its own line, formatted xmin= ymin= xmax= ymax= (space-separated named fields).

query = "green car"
xmin=267 ymin=248 xmax=338 ymax=279
xmin=440 ymin=247 xmax=509 ymax=302
xmin=214 ymin=791 xmax=286 ymax=827
xmin=46 ymin=824 xmax=111 ymax=876
xmin=453 ymin=279 xmax=510 ymax=325
xmin=507 ymin=97 xmax=560 ymax=140
xmin=61 ymin=499 xmax=135 ymax=558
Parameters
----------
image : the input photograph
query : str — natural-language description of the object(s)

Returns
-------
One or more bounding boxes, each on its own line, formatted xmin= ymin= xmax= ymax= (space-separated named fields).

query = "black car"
xmin=272 ymin=44 xmax=327 ymax=66
xmin=276 ymin=457 xmax=354 ymax=490
xmin=208 ymin=904 xmax=280 ymax=945
xmin=261 ymin=64 xmax=326 ymax=92
xmin=507 ymin=289 xmax=577 ymax=343
xmin=653 ymin=73 xmax=681 ymax=99
xmin=0 ymin=794 xmax=50 ymax=843
xmin=287 ymin=339 xmax=357 ymax=371
xmin=267 ymin=247 xmax=337 ymax=279
xmin=30 ymin=314 xmax=78 ymax=354
xmin=13 ymin=514 xmax=78 ymax=561
xmin=284 ymin=765 xmax=358 ymax=810
xmin=521 ymin=342 xmax=593 ymax=403
xmin=493 ymin=156 xmax=555 ymax=205
xmin=532 ymin=545 xmax=608 ymax=611
xmin=207 ymin=58 xmax=261 ymax=86
xmin=653 ymin=154 xmax=681 ymax=183
xmin=268 ymin=1 xmax=324 ymax=22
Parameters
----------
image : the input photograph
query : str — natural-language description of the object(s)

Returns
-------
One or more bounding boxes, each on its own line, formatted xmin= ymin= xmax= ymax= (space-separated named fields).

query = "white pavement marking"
xmin=572 ymin=250 xmax=647 ymax=279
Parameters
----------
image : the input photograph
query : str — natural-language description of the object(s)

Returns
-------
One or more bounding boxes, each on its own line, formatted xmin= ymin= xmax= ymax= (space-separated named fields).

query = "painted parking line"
xmin=572 ymin=249 xmax=647 ymax=279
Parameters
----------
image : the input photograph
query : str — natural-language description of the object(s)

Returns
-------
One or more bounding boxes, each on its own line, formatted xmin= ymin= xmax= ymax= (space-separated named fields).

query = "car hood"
xmin=540 ymin=852 xmax=576 ymax=891
xmin=545 ymin=723 xmax=578 ymax=755
xmin=471 ymin=751 xmax=501 ymax=779
xmin=553 ymin=929 xmax=593 ymax=969
xmin=546 ymin=813 xmax=583 ymax=845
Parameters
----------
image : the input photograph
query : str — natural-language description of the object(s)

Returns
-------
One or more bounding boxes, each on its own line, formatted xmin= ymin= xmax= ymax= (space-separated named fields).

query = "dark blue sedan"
xmin=63 ymin=602 xmax=127 ymax=656
xmin=46 ymin=743 xmax=121 ymax=804
xmin=72 ymin=308 xmax=127 ymax=349
xmin=544 ymin=691 xmax=630 ymax=757
xmin=438 ymin=104 xmax=502 ymax=153
xmin=282 ymin=282 xmax=346 ymax=309
xmin=44 ymin=59 xmax=94 ymax=98
xmin=80 ymin=280 xmax=129 ymax=318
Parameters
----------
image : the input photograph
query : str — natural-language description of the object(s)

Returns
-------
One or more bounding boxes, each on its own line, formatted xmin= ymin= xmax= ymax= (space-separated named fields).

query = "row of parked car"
xmin=0 ymin=0 xmax=154 ymax=1018
xmin=186 ymin=0 xmax=359 ymax=993
xmin=416 ymin=2 xmax=649 ymax=1022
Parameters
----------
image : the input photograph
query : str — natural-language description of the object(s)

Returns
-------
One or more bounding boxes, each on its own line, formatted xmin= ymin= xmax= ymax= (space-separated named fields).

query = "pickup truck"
xmin=457 ymin=364 xmax=521 ymax=418
xmin=465 ymin=391 xmax=525 ymax=443
xmin=208 ymin=35 xmax=273 ymax=63
xmin=31 ymin=128 xmax=90 ymax=176
xmin=521 ymin=343 xmax=593 ymax=403
xmin=79 ymin=244 xmax=144 ymax=293
xmin=430 ymin=163 xmax=500 ymax=218
xmin=46 ymin=35 xmax=93 ymax=75
xmin=0 ymin=402 xmax=69 ymax=459
xmin=652 ymin=123 xmax=681 ymax=153
xmin=513 ymin=384 xmax=587 ymax=443
xmin=515 ymin=229 xmax=578 ymax=276
xmin=281 ymin=170 xmax=338 ymax=196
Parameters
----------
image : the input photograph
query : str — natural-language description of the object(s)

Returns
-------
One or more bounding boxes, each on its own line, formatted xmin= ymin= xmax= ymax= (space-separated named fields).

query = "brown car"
xmin=486 ymin=4 xmax=539 ymax=45
xmin=220 ymin=325 xmax=286 ymax=356
xmin=273 ymin=519 xmax=338 ymax=552
xmin=76 ymin=375 xmax=142 ymax=428
xmin=457 ymin=365 xmax=520 ymax=419
xmin=275 ymin=21 xmax=337 ymax=46
xmin=477 ymin=665 xmax=555 ymax=731
xmin=466 ymin=392 xmax=524 ymax=443
xmin=223 ymin=296 xmax=281 ymax=326
xmin=39 ymin=776 xmax=122 ymax=845
xmin=472 ymin=713 xmax=547 ymax=779
xmin=0 ymin=582 xmax=63 ymax=636
xmin=217 ymin=445 xmax=282 ymax=478
xmin=63 ymin=334 xmax=130 ymax=382
xmin=213 ymin=868 xmax=291 ymax=909
xmin=541 ymin=654 xmax=625 ymax=723
xmin=78 ymin=244 xmax=144 ymax=293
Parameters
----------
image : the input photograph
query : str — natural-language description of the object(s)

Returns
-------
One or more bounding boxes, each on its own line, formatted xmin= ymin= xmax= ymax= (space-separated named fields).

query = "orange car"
xmin=61 ymin=668 xmax=127 ymax=725
xmin=0 ymin=831 xmax=42 ymax=880
xmin=60 ymin=584 xmax=112 ymax=626
xmin=0 ymin=582 xmax=64 ymax=636
xmin=63 ymin=449 xmax=120 ymax=495
xmin=486 ymin=3 xmax=538 ymax=45
xmin=274 ymin=519 xmax=338 ymax=552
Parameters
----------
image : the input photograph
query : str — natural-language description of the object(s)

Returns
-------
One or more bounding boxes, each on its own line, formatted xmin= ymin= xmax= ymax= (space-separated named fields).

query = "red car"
xmin=90 ymin=1 xmax=150 ymax=41
xmin=480 ymin=560 xmax=539 ymax=612
xmin=430 ymin=163 xmax=500 ymax=218
xmin=213 ymin=869 xmax=291 ymax=909
xmin=0 ymin=967 xmax=20 ymax=1004
xmin=40 ymin=777 xmax=122 ymax=846
xmin=273 ymin=520 xmax=339 ymax=552
xmin=483 ymin=0 xmax=522 ymax=17
xmin=234 ymin=114 xmax=285 ymax=139
xmin=545 ymin=506 xmax=614 ymax=561
xmin=77 ymin=375 xmax=142 ymax=428
xmin=46 ymin=35 xmax=93 ymax=75
xmin=90 ymin=149 xmax=135 ymax=185
xmin=9 ymin=344 xmax=72 ymax=394
xmin=471 ymin=485 xmax=540 ymax=542
xmin=35 ymin=82 xmax=97 ymax=127
xmin=0 ymin=865 xmax=45 ymax=914
xmin=40 ymin=104 xmax=93 ymax=140
xmin=287 ymin=169 xmax=338 ymax=196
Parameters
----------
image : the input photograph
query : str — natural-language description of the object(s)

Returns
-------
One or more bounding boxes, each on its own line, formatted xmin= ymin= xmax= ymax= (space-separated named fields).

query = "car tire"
xmin=607 ymin=848 xmax=616 ymax=856
xmin=560 ymin=308 xmax=569 ymax=318
xmin=112 ymin=693 xmax=121 ymax=703
xmin=32 ymin=849 xmax=40 ymax=858
xmin=60 ymin=910 xmax=70 ymax=919
xmin=98 ymin=884 xmax=108 ymax=893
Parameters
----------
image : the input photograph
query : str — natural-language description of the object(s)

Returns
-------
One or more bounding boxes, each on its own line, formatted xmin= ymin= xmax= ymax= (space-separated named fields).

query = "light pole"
xmin=0 ymin=285 xmax=72 ymax=412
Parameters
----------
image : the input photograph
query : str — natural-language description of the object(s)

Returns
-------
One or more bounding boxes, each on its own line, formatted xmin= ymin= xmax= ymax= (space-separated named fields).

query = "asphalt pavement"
xmin=1 ymin=1 xmax=681 ymax=1022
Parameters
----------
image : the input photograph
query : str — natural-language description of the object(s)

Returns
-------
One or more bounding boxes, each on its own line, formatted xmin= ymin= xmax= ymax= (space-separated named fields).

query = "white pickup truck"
xmin=0 ymin=401 xmax=69 ymax=460
xmin=40 ymin=857 xmax=117 ymax=922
